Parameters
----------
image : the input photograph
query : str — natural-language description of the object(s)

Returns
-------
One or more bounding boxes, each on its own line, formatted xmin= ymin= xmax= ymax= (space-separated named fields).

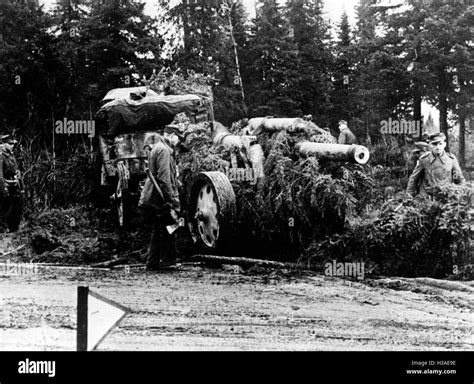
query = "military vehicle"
xmin=95 ymin=86 xmax=213 ymax=226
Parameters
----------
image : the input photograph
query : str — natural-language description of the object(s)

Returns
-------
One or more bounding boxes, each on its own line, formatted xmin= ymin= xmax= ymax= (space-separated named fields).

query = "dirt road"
xmin=1 ymin=265 xmax=473 ymax=351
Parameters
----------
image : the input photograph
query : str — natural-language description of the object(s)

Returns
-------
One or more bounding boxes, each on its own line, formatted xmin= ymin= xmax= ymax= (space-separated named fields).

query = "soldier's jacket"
xmin=338 ymin=128 xmax=357 ymax=145
xmin=0 ymin=144 xmax=20 ymax=196
xmin=139 ymin=136 xmax=180 ymax=212
xmin=406 ymin=151 xmax=466 ymax=196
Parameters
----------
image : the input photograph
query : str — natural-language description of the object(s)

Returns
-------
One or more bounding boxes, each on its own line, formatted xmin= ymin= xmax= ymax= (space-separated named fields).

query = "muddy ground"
xmin=1 ymin=264 xmax=473 ymax=351
xmin=1 ymin=206 xmax=473 ymax=351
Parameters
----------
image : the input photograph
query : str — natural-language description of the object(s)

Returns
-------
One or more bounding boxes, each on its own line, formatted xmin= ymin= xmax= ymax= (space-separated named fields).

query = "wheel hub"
xmin=195 ymin=183 xmax=219 ymax=248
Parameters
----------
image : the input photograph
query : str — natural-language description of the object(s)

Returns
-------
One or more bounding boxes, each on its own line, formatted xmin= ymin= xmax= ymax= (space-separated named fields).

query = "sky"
xmin=39 ymin=0 xmax=360 ymax=26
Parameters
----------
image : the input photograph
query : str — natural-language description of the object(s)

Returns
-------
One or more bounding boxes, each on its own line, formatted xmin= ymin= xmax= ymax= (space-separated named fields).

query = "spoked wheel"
xmin=189 ymin=171 xmax=236 ymax=252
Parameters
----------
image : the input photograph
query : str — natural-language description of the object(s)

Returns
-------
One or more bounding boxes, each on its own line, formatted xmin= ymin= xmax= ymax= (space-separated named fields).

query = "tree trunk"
xmin=228 ymin=5 xmax=246 ymax=108
xmin=192 ymin=254 xmax=301 ymax=269
xmin=459 ymin=114 xmax=465 ymax=168
xmin=413 ymin=86 xmax=422 ymax=139
xmin=439 ymin=93 xmax=449 ymax=151
xmin=182 ymin=4 xmax=189 ymax=53
xmin=413 ymin=21 xmax=422 ymax=139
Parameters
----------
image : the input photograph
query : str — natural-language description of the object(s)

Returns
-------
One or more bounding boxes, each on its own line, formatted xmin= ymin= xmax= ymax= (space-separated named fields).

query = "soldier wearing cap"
xmin=406 ymin=132 xmax=466 ymax=197
xmin=139 ymin=125 xmax=184 ymax=271
xmin=408 ymin=141 xmax=430 ymax=171
xmin=337 ymin=120 xmax=357 ymax=145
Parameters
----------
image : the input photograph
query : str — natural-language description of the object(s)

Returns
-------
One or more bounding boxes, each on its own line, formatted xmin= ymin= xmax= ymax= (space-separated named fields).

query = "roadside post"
xmin=77 ymin=286 xmax=130 ymax=351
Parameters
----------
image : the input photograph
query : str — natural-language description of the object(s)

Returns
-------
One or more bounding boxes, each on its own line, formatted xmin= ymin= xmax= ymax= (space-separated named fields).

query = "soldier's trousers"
xmin=146 ymin=217 xmax=177 ymax=270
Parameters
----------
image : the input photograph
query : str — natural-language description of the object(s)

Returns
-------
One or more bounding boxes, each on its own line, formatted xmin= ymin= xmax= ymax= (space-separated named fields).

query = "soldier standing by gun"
xmin=337 ymin=120 xmax=357 ymax=145
xmin=406 ymin=132 xmax=466 ymax=197
xmin=139 ymin=125 xmax=184 ymax=271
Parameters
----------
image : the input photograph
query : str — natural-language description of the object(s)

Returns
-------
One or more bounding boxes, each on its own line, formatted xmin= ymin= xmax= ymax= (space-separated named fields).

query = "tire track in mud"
xmin=1 ymin=266 xmax=473 ymax=350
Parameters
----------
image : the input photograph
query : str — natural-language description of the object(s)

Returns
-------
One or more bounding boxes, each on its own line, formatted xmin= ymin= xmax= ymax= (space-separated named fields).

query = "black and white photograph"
xmin=0 ymin=0 xmax=473 ymax=377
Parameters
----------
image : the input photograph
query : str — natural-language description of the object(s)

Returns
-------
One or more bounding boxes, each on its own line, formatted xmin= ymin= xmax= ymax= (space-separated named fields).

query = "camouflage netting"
xmin=149 ymin=69 xmax=214 ymax=99
xmin=170 ymin=113 xmax=231 ymax=206
xmin=303 ymin=184 xmax=473 ymax=279
xmin=232 ymin=128 xmax=358 ymax=260
xmin=173 ymin=114 xmax=368 ymax=261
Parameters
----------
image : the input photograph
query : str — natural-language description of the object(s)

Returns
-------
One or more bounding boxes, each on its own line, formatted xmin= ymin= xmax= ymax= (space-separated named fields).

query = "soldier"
xmin=408 ymin=141 xmax=430 ymax=171
xmin=337 ymin=120 xmax=357 ymax=145
xmin=0 ymin=134 xmax=22 ymax=232
xmin=139 ymin=125 xmax=183 ymax=271
xmin=406 ymin=132 xmax=466 ymax=197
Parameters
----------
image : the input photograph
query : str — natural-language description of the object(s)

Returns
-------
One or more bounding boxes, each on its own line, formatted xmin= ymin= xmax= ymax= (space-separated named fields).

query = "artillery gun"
xmin=185 ymin=117 xmax=370 ymax=252
xmin=94 ymin=83 xmax=371 ymax=256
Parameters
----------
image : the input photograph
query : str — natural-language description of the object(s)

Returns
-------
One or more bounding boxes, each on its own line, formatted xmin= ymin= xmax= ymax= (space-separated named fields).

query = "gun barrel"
xmin=245 ymin=117 xmax=307 ymax=135
xmin=296 ymin=142 xmax=370 ymax=164
xmin=212 ymin=121 xmax=256 ymax=149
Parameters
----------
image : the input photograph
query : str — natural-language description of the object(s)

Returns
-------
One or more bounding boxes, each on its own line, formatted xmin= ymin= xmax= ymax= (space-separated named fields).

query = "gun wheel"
xmin=189 ymin=171 xmax=235 ymax=251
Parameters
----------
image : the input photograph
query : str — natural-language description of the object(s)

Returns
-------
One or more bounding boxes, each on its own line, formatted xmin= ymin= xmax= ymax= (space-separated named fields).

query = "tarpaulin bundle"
xmin=101 ymin=86 xmax=160 ymax=103
xmin=96 ymin=94 xmax=213 ymax=136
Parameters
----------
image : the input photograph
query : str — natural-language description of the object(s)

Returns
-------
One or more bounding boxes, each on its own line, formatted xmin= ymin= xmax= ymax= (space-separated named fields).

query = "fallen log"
xmin=0 ymin=262 xmax=111 ymax=272
xmin=0 ymin=244 xmax=26 ymax=259
xmin=112 ymin=263 xmax=145 ymax=269
xmin=91 ymin=257 xmax=129 ymax=268
xmin=400 ymin=277 xmax=474 ymax=293
xmin=191 ymin=254 xmax=302 ymax=269
xmin=37 ymin=265 xmax=111 ymax=272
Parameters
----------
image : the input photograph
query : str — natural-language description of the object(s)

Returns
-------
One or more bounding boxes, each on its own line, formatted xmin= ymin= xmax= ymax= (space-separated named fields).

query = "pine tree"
xmin=351 ymin=0 xmax=412 ymax=143
xmin=356 ymin=0 xmax=376 ymax=41
xmin=384 ymin=0 xmax=474 ymax=150
xmin=164 ymin=0 xmax=248 ymax=124
xmin=285 ymin=0 xmax=333 ymax=124
xmin=330 ymin=11 xmax=356 ymax=131
xmin=0 ymin=1 xmax=57 ymax=138
xmin=213 ymin=0 xmax=249 ymax=123
xmin=245 ymin=0 xmax=300 ymax=117
xmin=79 ymin=0 xmax=163 ymax=106
xmin=352 ymin=0 xmax=389 ymax=142
xmin=411 ymin=0 xmax=473 ymax=151
xmin=52 ymin=0 xmax=90 ymax=121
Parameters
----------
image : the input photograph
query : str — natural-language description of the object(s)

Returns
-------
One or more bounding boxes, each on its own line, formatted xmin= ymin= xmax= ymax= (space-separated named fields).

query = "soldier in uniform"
xmin=408 ymin=141 xmax=430 ymax=171
xmin=0 ymin=134 xmax=22 ymax=232
xmin=337 ymin=120 xmax=357 ymax=145
xmin=139 ymin=125 xmax=183 ymax=271
xmin=406 ymin=132 xmax=466 ymax=197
